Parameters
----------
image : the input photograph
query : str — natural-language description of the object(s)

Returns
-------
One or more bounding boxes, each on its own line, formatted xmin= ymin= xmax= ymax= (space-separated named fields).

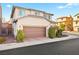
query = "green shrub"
xmin=0 ymin=37 xmax=6 ymax=44
xmin=16 ymin=30 xmax=25 ymax=42
xmin=48 ymin=26 xmax=56 ymax=38
xmin=56 ymin=29 xmax=62 ymax=37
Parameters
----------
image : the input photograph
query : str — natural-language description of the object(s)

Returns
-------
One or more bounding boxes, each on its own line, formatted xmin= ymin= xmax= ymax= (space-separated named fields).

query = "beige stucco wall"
xmin=25 ymin=9 xmax=31 ymax=15
xmin=17 ymin=16 xmax=51 ymax=27
xmin=74 ymin=27 xmax=77 ymax=31
xmin=73 ymin=21 xmax=79 ymax=27
xmin=73 ymin=15 xmax=79 ymax=32
xmin=13 ymin=8 xmax=52 ymax=20
xmin=13 ymin=16 xmax=53 ymax=37
xmin=56 ymin=18 xmax=66 ymax=22
xmin=30 ymin=10 xmax=35 ymax=15
xmin=40 ymin=12 xmax=44 ymax=16
xmin=73 ymin=22 xmax=76 ymax=27
xmin=13 ymin=8 xmax=20 ymax=19
xmin=73 ymin=27 xmax=78 ymax=32
xmin=73 ymin=21 xmax=79 ymax=32
xmin=73 ymin=21 xmax=79 ymax=31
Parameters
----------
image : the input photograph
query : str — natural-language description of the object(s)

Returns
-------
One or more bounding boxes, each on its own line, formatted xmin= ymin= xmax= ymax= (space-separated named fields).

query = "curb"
xmin=0 ymin=35 xmax=78 ymax=51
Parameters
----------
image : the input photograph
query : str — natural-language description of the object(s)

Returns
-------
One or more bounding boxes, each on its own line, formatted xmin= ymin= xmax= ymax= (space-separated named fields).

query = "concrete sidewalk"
xmin=63 ymin=31 xmax=79 ymax=36
xmin=0 ymin=35 xmax=78 ymax=51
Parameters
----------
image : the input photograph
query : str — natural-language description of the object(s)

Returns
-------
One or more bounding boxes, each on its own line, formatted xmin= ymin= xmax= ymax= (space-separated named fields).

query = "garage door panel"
xmin=23 ymin=27 xmax=46 ymax=38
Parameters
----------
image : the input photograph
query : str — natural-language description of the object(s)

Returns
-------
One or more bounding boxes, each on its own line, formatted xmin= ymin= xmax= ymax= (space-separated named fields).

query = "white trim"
xmin=46 ymin=24 xmax=51 ymax=37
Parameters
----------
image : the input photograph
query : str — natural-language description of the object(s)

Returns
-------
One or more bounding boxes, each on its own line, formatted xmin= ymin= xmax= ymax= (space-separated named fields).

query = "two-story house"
xmin=10 ymin=6 xmax=55 ymax=38
xmin=73 ymin=13 xmax=79 ymax=32
xmin=56 ymin=16 xmax=73 ymax=31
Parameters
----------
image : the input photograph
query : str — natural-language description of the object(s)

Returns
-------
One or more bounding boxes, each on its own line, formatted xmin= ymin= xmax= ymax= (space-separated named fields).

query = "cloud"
xmin=6 ymin=4 xmax=11 ymax=8
xmin=58 ymin=6 xmax=65 ymax=9
xmin=58 ymin=3 xmax=79 ymax=9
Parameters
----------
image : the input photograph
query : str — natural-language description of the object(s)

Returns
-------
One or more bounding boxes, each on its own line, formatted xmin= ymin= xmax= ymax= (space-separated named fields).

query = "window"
xmin=1 ymin=28 xmax=8 ymax=35
xmin=77 ymin=16 xmax=79 ymax=18
xmin=44 ymin=14 xmax=47 ymax=18
xmin=46 ymin=15 xmax=51 ymax=19
xmin=48 ymin=15 xmax=51 ymax=19
xmin=44 ymin=14 xmax=49 ymax=19
xmin=35 ymin=12 xmax=37 ymax=16
xmin=35 ymin=11 xmax=40 ymax=16
xmin=61 ymin=18 xmax=63 ymax=20
xmin=76 ymin=21 xmax=78 ymax=24
xmin=78 ymin=28 xmax=79 ymax=32
xmin=19 ymin=9 xmax=25 ymax=17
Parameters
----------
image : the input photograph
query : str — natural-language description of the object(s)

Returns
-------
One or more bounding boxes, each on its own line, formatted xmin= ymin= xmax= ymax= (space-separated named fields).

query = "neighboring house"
xmin=0 ymin=5 xmax=2 ymax=35
xmin=10 ymin=6 xmax=55 ymax=38
xmin=0 ymin=20 xmax=13 ymax=36
xmin=73 ymin=13 xmax=79 ymax=32
xmin=56 ymin=16 xmax=73 ymax=31
xmin=0 ymin=5 xmax=12 ymax=36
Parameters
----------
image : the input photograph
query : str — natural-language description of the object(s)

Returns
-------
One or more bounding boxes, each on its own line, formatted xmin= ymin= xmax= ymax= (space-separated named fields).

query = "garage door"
xmin=23 ymin=27 xmax=46 ymax=38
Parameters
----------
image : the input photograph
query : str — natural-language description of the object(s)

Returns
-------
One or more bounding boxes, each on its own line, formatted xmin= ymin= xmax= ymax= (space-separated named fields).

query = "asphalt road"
xmin=0 ymin=38 xmax=79 ymax=55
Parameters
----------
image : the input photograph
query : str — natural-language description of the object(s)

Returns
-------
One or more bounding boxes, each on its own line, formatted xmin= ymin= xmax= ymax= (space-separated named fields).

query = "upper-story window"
xmin=44 ymin=14 xmax=47 ymax=18
xmin=76 ymin=21 xmax=78 ymax=24
xmin=77 ymin=16 xmax=79 ymax=18
xmin=45 ymin=15 xmax=51 ymax=20
xmin=61 ymin=18 xmax=63 ymax=20
xmin=48 ymin=15 xmax=51 ymax=19
xmin=19 ymin=9 xmax=25 ymax=17
xmin=35 ymin=12 xmax=37 ymax=16
xmin=35 ymin=11 xmax=40 ymax=16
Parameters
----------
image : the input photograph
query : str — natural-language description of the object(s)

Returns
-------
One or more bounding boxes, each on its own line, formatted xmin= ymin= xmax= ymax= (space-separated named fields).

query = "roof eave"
xmin=12 ymin=6 xmax=54 ymax=16
xmin=10 ymin=6 xmax=15 ymax=18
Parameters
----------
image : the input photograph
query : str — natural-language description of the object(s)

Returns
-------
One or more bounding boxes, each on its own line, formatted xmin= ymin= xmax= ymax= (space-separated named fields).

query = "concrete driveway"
xmin=0 ymin=35 xmax=79 ymax=55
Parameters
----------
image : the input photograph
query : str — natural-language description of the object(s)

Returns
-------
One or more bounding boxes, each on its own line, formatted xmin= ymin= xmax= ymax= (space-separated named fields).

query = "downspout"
xmin=12 ymin=19 xmax=18 ymax=37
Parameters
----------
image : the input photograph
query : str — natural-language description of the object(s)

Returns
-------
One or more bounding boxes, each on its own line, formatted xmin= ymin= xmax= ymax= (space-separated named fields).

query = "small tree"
xmin=48 ymin=26 xmax=56 ymax=38
xmin=16 ymin=30 xmax=25 ymax=42
xmin=56 ymin=29 xmax=62 ymax=37
xmin=60 ymin=24 xmax=65 ymax=31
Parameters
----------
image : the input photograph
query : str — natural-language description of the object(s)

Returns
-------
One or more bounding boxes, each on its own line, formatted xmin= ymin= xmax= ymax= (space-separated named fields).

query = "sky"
xmin=1 ymin=3 xmax=79 ymax=21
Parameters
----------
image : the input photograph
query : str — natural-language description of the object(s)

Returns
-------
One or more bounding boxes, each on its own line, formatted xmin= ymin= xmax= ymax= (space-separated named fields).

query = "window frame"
xmin=76 ymin=21 xmax=78 ymax=24
xmin=35 ymin=11 xmax=40 ymax=16
xmin=19 ymin=9 xmax=25 ymax=17
xmin=77 ymin=16 xmax=79 ymax=18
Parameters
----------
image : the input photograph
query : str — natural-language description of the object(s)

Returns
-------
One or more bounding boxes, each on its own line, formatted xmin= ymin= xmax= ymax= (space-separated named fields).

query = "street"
xmin=0 ymin=36 xmax=79 ymax=55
